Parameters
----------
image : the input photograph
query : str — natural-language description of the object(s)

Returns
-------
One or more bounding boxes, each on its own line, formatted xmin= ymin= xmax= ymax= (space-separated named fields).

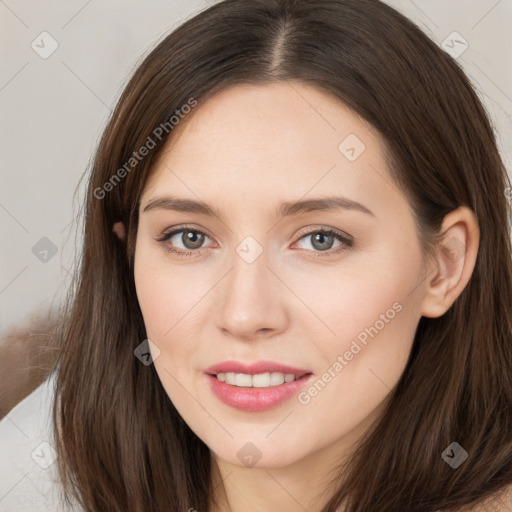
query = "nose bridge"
xmin=226 ymin=236 xmax=272 ymax=311
xmin=216 ymin=232 xmax=287 ymax=336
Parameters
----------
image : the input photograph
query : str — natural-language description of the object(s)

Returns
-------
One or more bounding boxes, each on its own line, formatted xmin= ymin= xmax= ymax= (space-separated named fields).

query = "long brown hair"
xmin=51 ymin=0 xmax=512 ymax=510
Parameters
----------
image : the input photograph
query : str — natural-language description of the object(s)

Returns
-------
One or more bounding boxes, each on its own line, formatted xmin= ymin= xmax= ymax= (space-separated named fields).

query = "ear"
xmin=113 ymin=221 xmax=126 ymax=241
xmin=420 ymin=206 xmax=480 ymax=318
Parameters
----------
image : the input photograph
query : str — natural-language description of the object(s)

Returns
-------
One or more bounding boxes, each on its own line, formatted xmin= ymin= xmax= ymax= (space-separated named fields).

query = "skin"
xmin=133 ymin=81 xmax=479 ymax=512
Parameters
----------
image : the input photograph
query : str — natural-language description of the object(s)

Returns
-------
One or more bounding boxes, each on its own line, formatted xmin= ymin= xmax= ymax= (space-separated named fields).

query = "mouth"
xmin=205 ymin=371 xmax=314 ymax=412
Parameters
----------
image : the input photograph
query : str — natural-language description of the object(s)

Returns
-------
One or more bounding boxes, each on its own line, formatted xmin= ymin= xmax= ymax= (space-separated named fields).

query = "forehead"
xmin=141 ymin=81 xmax=405 ymax=220
xmin=155 ymin=80 xmax=376 ymax=166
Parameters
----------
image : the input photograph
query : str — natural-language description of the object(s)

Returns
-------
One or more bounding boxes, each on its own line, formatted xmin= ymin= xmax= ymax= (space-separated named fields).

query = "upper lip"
xmin=204 ymin=360 xmax=312 ymax=377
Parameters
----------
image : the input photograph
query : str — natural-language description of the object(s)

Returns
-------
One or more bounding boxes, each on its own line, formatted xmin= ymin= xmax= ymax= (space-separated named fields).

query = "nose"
xmin=215 ymin=244 xmax=289 ymax=341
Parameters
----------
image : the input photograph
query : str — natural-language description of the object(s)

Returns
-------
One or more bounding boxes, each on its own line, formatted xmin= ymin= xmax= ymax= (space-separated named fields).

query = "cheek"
xmin=294 ymin=248 xmax=421 ymax=344
xmin=292 ymin=240 xmax=423 ymax=393
xmin=134 ymin=242 xmax=204 ymax=341
xmin=134 ymin=266 xmax=172 ymax=340
xmin=295 ymin=282 xmax=419 ymax=438
xmin=134 ymin=256 xmax=204 ymax=397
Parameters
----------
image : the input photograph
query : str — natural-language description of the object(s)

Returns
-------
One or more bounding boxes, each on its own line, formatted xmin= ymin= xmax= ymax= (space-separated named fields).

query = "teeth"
xmin=216 ymin=372 xmax=299 ymax=387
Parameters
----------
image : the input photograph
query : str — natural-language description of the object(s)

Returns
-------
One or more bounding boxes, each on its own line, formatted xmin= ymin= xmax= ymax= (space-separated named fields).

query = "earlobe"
xmin=420 ymin=206 xmax=480 ymax=318
xmin=113 ymin=221 xmax=126 ymax=241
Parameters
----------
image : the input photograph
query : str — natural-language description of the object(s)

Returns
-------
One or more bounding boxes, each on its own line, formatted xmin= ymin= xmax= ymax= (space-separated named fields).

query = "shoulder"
xmin=452 ymin=483 xmax=512 ymax=512
xmin=477 ymin=483 xmax=512 ymax=511
xmin=0 ymin=372 xmax=79 ymax=511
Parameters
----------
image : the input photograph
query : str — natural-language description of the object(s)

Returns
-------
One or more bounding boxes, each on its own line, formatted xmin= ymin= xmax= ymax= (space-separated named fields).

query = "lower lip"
xmin=206 ymin=373 xmax=313 ymax=412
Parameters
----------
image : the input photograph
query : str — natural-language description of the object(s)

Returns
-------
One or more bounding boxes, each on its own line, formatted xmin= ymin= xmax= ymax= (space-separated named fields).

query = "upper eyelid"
xmin=294 ymin=225 xmax=352 ymax=242
xmin=158 ymin=225 xmax=213 ymax=242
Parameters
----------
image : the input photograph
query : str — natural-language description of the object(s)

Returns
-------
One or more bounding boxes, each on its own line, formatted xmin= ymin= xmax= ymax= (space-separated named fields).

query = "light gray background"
xmin=1 ymin=0 xmax=511 ymax=336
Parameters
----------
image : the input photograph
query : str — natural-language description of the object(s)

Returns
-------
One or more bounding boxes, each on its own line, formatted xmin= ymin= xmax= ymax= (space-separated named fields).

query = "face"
xmin=134 ymin=81 xmax=427 ymax=469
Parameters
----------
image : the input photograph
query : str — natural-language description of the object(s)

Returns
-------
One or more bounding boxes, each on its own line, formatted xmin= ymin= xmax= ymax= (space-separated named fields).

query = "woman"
xmin=1 ymin=0 xmax=511 ymax=511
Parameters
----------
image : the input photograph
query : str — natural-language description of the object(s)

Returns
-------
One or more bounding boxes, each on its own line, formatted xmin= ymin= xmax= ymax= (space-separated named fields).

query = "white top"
xmin=0 ymin=372 xmax=80 ymax=512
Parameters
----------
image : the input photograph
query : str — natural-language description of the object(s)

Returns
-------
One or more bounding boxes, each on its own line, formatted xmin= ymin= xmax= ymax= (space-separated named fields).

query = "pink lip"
xmin=204 ymin=360 xmax=313 ymax=412
xmin=204 ymin=360 xmax=312 ymax=376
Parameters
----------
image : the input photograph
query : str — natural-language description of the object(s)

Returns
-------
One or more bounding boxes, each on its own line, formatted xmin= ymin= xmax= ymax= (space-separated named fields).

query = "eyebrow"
xmin=142 ymin=194 xmax=375 ymax=219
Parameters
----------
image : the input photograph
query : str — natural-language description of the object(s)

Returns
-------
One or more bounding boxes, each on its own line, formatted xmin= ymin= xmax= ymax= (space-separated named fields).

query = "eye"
xmin=155 ymin=226 xmax=213 ymax=257
xmin=155 ymin=225 xmax=353 ymax=259
xmin=292 ymin=228 xmax=353 ymax=257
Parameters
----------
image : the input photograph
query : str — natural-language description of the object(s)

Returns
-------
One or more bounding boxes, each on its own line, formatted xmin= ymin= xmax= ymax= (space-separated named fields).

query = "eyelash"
xmin=155 ymin=225 xmax=353 ymax=259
